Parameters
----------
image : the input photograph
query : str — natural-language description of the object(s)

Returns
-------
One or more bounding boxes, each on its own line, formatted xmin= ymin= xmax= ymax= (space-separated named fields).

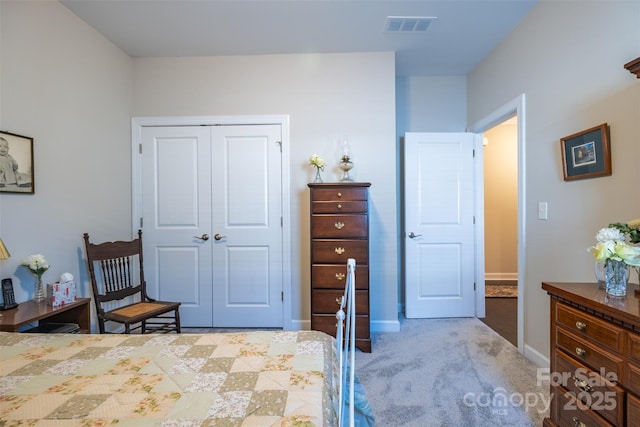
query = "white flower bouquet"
xmin=308 ymin=154 xmax=325 ymax=170
xmin=21 ymin=254 xmax=50 ymax=276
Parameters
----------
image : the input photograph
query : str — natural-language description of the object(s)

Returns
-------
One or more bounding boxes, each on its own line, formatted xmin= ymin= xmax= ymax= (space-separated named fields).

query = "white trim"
xmin=473 ymin=134 xmax=485 ymax=318
xmin=485 ymin=273 xmax=518 ymax=281
xmin=371 ymin=319 xmax=401 ymax=333
xmin=131 ymin=115 xmax=293 ymax=330
xmin=524 ymin=343 xmax=549 ymax=369
xmin=470 ymin=94 xmax=527 ymax=355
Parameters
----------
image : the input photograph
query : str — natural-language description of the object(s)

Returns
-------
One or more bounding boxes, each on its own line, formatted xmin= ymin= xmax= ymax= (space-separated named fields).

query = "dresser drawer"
xmin=311 ymin=215 xmax=367 ymax=238
xmin=556 ymin=303 xmax=625 ymax=353
xmin=312 ymin=264 xmax=369 ymax=289
xmin=311 ymin=187 xmax=367 ymax=202
xmin=625 ymin=362 xmax=640 ymax=396
xmin=311 ymin=314 xmax=370 ymax=338
xmin=312 ymin=200 xmax=367 ymax=214
xmin=556 ymin=328 xmax=624 ymax=378
xmin=629 ymin=331 xmax=640 ymax=364
xmin=311 ymin=240 xmax=368 ymax=264
xmin=628 ymin=393 xmax=640 ymax=427
xmin=554 ymin=350 xmax=624 ymax=426
xmin=553 ymin=385 xmax=614 ymax=427
xmin=312 ymin=289 xmax=369 ymax=315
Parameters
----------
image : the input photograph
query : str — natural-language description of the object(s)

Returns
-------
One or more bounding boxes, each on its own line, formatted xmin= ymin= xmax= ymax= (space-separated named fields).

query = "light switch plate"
xmin=538 ymin=202 xmax=548 ymax=220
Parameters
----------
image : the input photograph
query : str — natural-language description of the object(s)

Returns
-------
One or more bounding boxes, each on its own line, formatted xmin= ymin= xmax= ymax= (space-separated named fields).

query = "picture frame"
xmin=560 ymin=123 xmax=611 ymax=181
xmin=0 ymin=130 xmax=35 ymax=194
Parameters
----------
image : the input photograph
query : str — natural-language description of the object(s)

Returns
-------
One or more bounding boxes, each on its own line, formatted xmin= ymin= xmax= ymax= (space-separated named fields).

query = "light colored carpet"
xmin=355 ymin=317 xmax=549 ymax=426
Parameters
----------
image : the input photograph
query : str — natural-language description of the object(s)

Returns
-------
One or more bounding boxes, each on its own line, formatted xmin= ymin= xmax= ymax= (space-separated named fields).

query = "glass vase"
xmin=33 ymin=274 xmax=45 ymax=302
xmin=313 ymin=167 xmax=323 ymax=183
xmin=604 ymin=259 xmax=628 ymax=297
xmin=594 ymin=261 xmax=606 ymax=288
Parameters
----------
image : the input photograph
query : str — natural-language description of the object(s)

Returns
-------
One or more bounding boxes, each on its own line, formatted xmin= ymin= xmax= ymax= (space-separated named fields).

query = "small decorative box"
xmin=47 ymin=276 xmax=77 ymax=307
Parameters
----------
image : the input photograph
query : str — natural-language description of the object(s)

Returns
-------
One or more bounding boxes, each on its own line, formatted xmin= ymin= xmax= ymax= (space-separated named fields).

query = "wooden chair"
xmin=83 ymin=230 xmax=181 ymax=334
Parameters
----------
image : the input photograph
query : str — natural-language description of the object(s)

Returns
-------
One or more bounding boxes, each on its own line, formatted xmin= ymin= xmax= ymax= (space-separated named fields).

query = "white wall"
xmin=132 ymin=53 xmax=398 ymax=328
xmin=468 ymin=0 xmax=640 ymax=363
xmin=0 ymin=1 xmax=133 ymax=303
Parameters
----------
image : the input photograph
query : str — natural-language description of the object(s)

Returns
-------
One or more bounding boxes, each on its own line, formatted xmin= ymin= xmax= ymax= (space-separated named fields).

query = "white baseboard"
xmin=485 ymin=273 xmax=518 ymax=281
xmin=289 ymin=320 xmax=310 ymax=331
xmin=524 ymin=343 xmax=549 ymax=369
xmin=371 ymin=319 xmax=401 ymax=332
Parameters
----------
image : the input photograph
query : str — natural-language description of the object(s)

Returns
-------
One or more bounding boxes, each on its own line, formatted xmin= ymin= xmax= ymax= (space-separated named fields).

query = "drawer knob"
xmin=575 ymin=347 xmax=586 ymax=357
xmin=575 ymin=321 xmax=587 ymax=331
xmin=337 ymin=203 xmax=342 ymax=209
xmin=572 ymin=376 xmax=593 ymax=393
xmin=335 ymin=273 xmax=345 ymax=280
xmin=335 ymin=222 xmax=345 ymax=230
xmin=337 ymin=192 xmax=342 ymax=198
xmin=572 ymin=417 xmax=586 ymax=427
xmin=335 ymin=247 xmax=345 ymax=255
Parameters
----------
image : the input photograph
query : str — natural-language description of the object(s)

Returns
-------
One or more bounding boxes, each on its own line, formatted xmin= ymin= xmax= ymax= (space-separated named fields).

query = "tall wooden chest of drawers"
xmin=308 ymin=182 xmax=371 ymax=352
xmin=542 ymin=282 xmax=640 ymax=427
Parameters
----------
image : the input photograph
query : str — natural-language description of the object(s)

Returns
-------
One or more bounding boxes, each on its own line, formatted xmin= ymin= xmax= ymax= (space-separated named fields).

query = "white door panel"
xmin=212 ymin=126 xmax=283 ymax=327
xmin=141 ymin=126 xmax=213 ymax=326
xmin=405 ymin=132 xmax=477 ymax=318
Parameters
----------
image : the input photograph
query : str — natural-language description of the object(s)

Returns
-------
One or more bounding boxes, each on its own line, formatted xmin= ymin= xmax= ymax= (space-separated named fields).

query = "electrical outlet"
xmin=538 ymin=202 xmax=548 ymax=220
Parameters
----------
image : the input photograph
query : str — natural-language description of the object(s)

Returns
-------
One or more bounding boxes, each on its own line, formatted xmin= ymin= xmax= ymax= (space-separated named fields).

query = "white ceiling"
xmin=60 ymin=0 xmax=538 ymax=76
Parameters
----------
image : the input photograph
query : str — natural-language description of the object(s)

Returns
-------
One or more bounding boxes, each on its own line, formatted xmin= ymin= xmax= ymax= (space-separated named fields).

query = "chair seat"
xmin=106 ymin=301 xmax=181 ymax=324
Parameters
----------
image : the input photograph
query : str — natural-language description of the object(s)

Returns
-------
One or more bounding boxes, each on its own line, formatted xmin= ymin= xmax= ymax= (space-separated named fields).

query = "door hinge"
xmin=139 ymin=144 xmax=142 ymax=154
xmin=474 ymin=282 xmax=476 ymax=291
xmin=140 ymin=217 xmax=143 ymax=228
xmin=472 ymin=148 xmax=475 ymax=158
xmin=473 ymin=216 xmax=476 ymax=224
xmin=281 ymin=216 xmax=283 ymax=227
xmin=281 ymin=291 xmax=284 ymax=302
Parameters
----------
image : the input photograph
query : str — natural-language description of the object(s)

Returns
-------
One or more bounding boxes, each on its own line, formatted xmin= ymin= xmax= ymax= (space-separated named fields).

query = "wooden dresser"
xmin=542 ymin=282 xmax=640 ymax=427
xmin=308 ymin=182 xmax=371 ymax=352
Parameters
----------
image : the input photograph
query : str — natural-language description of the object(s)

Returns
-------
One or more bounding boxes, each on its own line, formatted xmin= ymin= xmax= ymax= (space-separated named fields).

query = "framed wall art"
xmin=0 ymin=130 xmax=35 ymax=194
xmin=560 ymin=123 xmax=611 ymax=181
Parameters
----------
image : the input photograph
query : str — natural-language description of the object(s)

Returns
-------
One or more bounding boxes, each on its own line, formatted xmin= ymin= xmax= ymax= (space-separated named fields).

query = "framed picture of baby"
xmin=0 ymin=130 xmax=34 ymax=194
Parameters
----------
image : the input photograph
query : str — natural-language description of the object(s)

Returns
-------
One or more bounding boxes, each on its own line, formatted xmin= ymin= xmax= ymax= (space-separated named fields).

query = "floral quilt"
xmin=0 ymin=330 xmax=340 ymax=426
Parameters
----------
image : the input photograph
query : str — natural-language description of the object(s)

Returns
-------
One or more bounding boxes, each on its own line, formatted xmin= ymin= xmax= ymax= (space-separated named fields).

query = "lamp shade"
xmin=0 ymin=238 xmax=10 ymax=260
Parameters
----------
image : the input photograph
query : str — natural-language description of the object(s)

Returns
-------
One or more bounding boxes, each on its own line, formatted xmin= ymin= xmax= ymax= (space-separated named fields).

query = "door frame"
xmin=469 ymin=94 xmax=526 ymax=353
xmin=131 ymin=115 xmax=292 ymax=330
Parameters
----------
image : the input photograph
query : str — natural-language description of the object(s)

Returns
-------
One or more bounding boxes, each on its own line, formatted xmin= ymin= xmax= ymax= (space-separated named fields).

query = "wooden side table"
xmin=0 ymin=298 xmax=91 ymax=333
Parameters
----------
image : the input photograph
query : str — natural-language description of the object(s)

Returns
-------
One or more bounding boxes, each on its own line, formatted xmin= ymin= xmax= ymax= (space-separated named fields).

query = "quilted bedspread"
xmin=0 ymin=330 xmax=340 ymax=426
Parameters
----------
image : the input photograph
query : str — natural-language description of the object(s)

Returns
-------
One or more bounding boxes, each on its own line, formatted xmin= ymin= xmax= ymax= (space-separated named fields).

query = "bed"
xmin=0 ymin=259 xmax=373 ymax=426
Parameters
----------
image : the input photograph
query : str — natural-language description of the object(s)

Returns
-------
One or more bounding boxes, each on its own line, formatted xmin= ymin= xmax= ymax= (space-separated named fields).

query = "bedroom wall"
xmin=132 ymin=53 xmax=398 ymax=329
xmin=0 ymin=1 xmax=133 ymax=304
xmin=468 ymin=0 xmax=640 ymax=364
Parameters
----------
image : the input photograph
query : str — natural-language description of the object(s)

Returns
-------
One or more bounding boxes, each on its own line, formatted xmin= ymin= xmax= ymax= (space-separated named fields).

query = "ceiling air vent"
xmin=384 ymin=16 xmax=436 ymax=33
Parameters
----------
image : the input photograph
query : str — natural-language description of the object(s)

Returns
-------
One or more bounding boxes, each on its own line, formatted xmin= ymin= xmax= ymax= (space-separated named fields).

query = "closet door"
xmin=141 ymin=126 xmax=213 ymax=326
xmin=140 ymin=125 xmax=283 ymax=327
xmin=211 ymin=125 xmax=283 ymax=327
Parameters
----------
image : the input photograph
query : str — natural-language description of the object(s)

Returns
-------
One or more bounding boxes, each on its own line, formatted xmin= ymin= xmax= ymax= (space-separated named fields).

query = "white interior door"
xmin=141 ymin=126 xmax=213 ymax=326
xmin=211 ymin=125 xmax=283 ymax=327
xmin=404 ymin=132 xmax=478 ymax=318
xmin=140 ymin=124 xmax=283 ymax=327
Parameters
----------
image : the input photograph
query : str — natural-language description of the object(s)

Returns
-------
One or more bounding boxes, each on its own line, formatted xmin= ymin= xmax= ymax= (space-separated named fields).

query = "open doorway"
xmin=469 ymin=94 xmax=526 ymax=354
xmin=480 ymin=117 xmax=518 ymax=346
